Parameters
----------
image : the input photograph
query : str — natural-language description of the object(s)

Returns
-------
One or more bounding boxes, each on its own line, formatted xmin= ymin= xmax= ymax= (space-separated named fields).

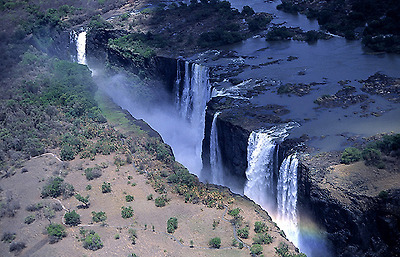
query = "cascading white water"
xmin=210 ymin=111 xmax=224 ymax=185
xmin=277 ymin=154 xmax=299 ymax=246
xmin=244 ymin=130 xmax=278 ymax=210
xmin=170 ymin=60 xmax=211 ymax=174
xmin=76 ymin=31 xmax=87 ymax=65
xmin=174 ymin=60 xmax=211 ymax=123
xmin=243 ymin=122 xmax=299 ymax=243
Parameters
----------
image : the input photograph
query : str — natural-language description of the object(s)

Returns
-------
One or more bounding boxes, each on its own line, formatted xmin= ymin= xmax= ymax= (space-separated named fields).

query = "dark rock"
xmin=361 ymin=73 xmax=400 ymax=103
xmin=298 ymin=162 xmax=400 ymax=257
xmin=314 ymin=86 xmax=369 ymax=108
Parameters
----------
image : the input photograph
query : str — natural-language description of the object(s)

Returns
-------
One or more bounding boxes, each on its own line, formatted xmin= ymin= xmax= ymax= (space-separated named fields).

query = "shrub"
xmin=0 ymin=196 xmax=20 ymax=218
xmin=248 ymin=13 xmax=272 ymax=31
xmin=208 ymin=237 xmax=221 ymax=248
xmin=41 ymin=177 xmax=74 ymax=198
xmin=167 ymin=169 xmax=196 ymax=187
xmin=253 ymin=232 xmax=273 ymax=244
xmin=75 ymin=194 xmax=90 ymax=208
xmin=9 ymin=241 xmax=26 ymax=252
xmin=91 ymin=211 xmax=107 ymax=223
xmin=1 ymin=232 xmax=16 ymax=243
xmin=266 ymin=26 xmax=294 ymax=41
xmin=64 ymin=210 xmax=80 ymax=226
xmin=24 ymin=215 xmax=36 ymax=224
xmin=121 ymin=206 xmax=134 ymax=219
xmin=26 ymin=202 xmax=44 ymax=212
xmin=147 ymin=194 xmax=153 ymax=200
xmin=228 ymin=208 xmax=241 ymax=217
xmin=242 ymin=5 xmax=255 ymax=16
xmin=237 ymin=227 xmax=249 ymax=239
xmin=125 ymin=195 xmax=134 ymax=202
xmin=46 ymin=223 xmax=66 ymax=243
xmin=128 ymin=228 xmax=137 ymax=244
xmin=377 ymin=134 xmax=400 ymax=156
xmin=379 ymin=190 xmax=389 ymax=199
xmin=213 ymin=219 xmax=219 ymax=229
xmin=101 ymin=182 xmax=111 ymax=193
xmin=167 ymin=217 xmax=178 ymax=233
xmin=275 ymin=242 xmax=308 ymax=257
xmin=83 ymin=230 xmax=103 ymax=251
xmin=254 ymin=221 xmax=268 ymax=233
xmin=60 ymin=145 xmax=75 ymax=161
xmin=251 ymin=244 xmax=263 ymax=255
xmin=362 ymin=148 xmax=384 ymax=168
xmin=84 ymin=167 xmax=102 ymax=180
xmin=155 ymin=195 xmax=168 ymax=207
xmin=341 ymin=147 xmax=362 ymax=164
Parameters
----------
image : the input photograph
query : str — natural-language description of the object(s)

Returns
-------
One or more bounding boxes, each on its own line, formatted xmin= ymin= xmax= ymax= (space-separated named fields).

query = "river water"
xmin=202 ymin=0 xmax=400 ymax=152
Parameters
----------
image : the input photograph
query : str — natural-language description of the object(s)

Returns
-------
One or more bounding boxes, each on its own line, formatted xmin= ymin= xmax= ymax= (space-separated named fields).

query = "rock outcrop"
xmin=298 ymin=158 xmax=400 ymax=257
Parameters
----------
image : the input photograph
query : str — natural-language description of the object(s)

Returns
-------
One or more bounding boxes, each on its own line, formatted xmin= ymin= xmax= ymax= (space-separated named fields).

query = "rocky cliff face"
xmin=298 ymin=161 xmax=400 ymax=257
xmin=202 ymin=105 xmax=250 ymax=179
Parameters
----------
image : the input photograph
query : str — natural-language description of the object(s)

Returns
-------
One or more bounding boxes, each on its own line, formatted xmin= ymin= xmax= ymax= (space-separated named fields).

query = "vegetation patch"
xmin=41 ymin=177 xmax=74 ymax=199
xmin=167 ymin=217 xmax=178 ymax=233
xmin=128 ymin=228 xmax=137 ymax=244
xmin=84 ymin=167 xmax=102 ymax=180
xmin=340 ymin=134 xmax=400 ymax=168
xmin=92 ymin=211 xmax=107 ymax=223
xmin=208 ymin=237 xmax=221 ymax=248
xmin=46 ymin=223 xmax=66 ymax=243
xmin=341 ymin=147 xmax=362 ymax=164
xmin=1 ymin=232 xmax=16 ymax=243
xmin=250 ymin=244 xmax=263 ymax=256
xmin=64 ymin=210 xmax=81 ymax=226
xmin=101 ymin=182 xmax=112 ymax=193
xmin=80 ymin=229 xmax=103 ymax=251
xmin=121 ymin=206 xmax=134 ymax=219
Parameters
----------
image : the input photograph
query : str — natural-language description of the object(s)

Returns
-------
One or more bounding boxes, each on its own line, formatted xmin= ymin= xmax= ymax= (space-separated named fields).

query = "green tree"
xmin=253 ymin=232 xmax=273 ymax=245
xmin=125 ymin=195 xmax=134 ymax=202
xmin=362 ymin=148 xmax=384 ymax=168
xmin=64 ymin=210 xmax=80 ymax=226
xmin=254 ymin=221 xmax=268 ymax=233
xmin=167 ymin=217 xmax=178 ymax=233
xmin=251 ymin=244 xmax=263 ymax=255
xmin=46 ymin=223 xmax=66 ymax=243
xmin=155 ymin=195 xmax=168 ymax=207
xmin=91 ymin=211 xmax=107 ymax=223
xmin=121 ymin=206 xmax=134 ymax=219
xmin=101 ymin=182 xmax=111 ymax=193
xmin=75 ymin=194 xmax=90 ymax=208
xmin=82 ymin=230 xmax=103 ymax=251
xmin=237 ymin=227 xmax=249 ymax=239
xmin=341 ymin=147 xmax=362 ymax=164
xmin=242 ymin=5 xmax=255 ymax=16
xmin=208 ymin=237 xmax=221 ymax=248
xmin=128 ymin=228 xmax=137 ymax=244
xmin=41 ymin=177 xmax=74 ymax=198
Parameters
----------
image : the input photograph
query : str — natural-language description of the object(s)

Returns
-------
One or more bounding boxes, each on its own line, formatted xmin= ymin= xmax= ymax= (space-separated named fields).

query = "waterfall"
xmin=173 ymin=60 xmax=211 ymax=123
xmin=172 ymin=60 xmax=212 ymax=175
xmin=244 ymin=130 xmax=278 ymax=210
xmin=243 ymin=122 xmax=299 ymax=242
xmin=210 ymin=111 xmax=224 ymax=185
xmin=277 ymin=154 xmax=299 ymax=246
xmin=76 ymin=31 xmax=87 ymax=65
